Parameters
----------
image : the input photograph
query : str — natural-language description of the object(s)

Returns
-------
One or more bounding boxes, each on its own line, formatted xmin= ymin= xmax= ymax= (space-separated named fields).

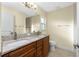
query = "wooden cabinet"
xmin=43 ymin=36 xmax=49 ymax=57
xmin=36 ymin=39 xmax=43 ymax=57
xmin=2 ymin=53 xmax=9 ymax=57
xmin=9 ymin=42 xmax=36 ymax=57
xmin=2 ymin=42 xmax=36 ymax=57
xmin=2 ymin=36 xmax=49 ymax=57
xmin=22 ymin=48 xmax=36 ymax=57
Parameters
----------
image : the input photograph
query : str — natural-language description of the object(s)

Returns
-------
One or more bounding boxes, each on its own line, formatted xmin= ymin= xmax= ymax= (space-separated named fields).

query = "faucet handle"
xmin=73 ymin=44 xmax=79 ymax=49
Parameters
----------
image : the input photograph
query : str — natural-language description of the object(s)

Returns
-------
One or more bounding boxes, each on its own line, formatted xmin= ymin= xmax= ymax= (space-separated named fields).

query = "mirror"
xmin=15 ymin=15 xmax=46 ymax=39
xmin=1 ymin=2 xmax=46 ymax=55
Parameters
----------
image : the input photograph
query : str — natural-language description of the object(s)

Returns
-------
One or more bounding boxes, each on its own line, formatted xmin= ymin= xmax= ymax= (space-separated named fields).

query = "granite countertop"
xmin=1 ymin=34 xmax=48 ymax=55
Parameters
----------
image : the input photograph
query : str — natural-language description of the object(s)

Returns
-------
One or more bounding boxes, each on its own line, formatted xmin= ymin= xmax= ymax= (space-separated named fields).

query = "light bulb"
xmin=23 ymin=2 xmax=37 ymax=10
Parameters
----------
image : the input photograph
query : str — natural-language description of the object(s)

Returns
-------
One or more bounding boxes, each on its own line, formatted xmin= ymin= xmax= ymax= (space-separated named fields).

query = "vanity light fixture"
xmin=23 ymin=2 xmax=37 ymax=10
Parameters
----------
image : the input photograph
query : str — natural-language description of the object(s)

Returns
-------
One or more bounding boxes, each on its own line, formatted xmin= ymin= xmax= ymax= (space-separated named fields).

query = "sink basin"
xmin=3 ymin=40 xmax=16 ymax=46
xmin=2 ymin=39 xmax=30 ymax=53
xmin=17 ymin=35 xmax=39 ymax=41
xmin=3 ymin=35 xmax=45 ymax=46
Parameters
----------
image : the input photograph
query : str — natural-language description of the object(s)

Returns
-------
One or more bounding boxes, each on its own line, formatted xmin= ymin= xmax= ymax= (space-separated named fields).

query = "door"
xmin=75 ymin=2 xmax=79 ymax=57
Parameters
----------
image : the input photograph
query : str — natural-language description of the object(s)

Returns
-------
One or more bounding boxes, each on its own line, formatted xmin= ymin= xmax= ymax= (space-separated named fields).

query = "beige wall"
xmin=47 ymin=4 xmax=75 ymax=50
xmin=1 ymin=6 xmax=27 ymax=34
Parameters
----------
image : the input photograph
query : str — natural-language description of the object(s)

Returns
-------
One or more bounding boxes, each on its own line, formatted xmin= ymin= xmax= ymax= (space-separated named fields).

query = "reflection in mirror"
xmin=31 ymin=15 xmax=41 ymax=33
xmin=1 ymin=2 xmax=46 ymax=56
xmin=40 ymin=17 xmax=46 ymax=32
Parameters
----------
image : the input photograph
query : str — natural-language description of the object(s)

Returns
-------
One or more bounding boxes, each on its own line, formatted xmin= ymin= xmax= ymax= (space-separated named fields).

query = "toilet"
xmin=50 ymin=40 xmax=56 ymax=51
xmin=49 ymin=33 xmax=56 ymax=51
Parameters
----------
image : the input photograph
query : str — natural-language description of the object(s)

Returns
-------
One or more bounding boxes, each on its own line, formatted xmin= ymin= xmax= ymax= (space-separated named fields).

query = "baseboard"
xmin=50 ymin=44 xmax=75 ymax=53
xmin=56 ymin=45 xmax=75 ymax=53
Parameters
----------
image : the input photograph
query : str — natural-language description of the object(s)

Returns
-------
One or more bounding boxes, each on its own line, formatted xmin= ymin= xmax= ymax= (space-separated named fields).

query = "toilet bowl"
xmin=50 ymin=40 xmax=56 ymax=50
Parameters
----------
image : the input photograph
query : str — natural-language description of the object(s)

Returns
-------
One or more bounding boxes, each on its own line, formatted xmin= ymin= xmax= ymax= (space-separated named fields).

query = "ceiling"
xmin=2 ymin=2 xmax=74 ymax=17
xmin=35 ymin=2 xmax=74 ymax=12
xmin=2 ymin=2 xmax=37 ymax=17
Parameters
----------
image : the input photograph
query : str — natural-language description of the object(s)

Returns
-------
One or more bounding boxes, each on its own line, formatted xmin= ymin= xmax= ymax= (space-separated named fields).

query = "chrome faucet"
xmin=14 ymin=32 xmax=17 ymax=40
xmin=10 ymin=32 xmax=17 ymax=40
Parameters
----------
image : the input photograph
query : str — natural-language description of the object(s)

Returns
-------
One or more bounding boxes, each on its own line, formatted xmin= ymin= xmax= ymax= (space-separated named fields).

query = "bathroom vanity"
xmin=1 ymin=35 xmax=49 ymax=57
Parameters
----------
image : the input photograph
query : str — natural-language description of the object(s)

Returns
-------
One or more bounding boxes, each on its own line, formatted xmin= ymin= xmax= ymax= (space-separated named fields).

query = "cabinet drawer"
xmin=22 ymin=49 xmax=36 ymax=57
xmin=37 ymin=39 xmax=42 ymax=47
xmin=9 ymin=42 xmax=36 ymax=57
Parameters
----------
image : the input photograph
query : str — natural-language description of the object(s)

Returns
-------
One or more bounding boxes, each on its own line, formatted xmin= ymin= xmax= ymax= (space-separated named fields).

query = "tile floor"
xmin=48 ymin=47 xmax=76 ymax=57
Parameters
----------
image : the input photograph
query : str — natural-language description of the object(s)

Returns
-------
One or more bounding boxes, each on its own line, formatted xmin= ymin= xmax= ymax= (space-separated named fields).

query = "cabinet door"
xmin=37 ymin=39 xmax=42 ymax=48
xmin=43 ymin=36 xmax=49 ymax=57
xmin=36 ymin=47 xmax=42 ymax=57
xmin=36 ymin=39 xmax=43 ymax=57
